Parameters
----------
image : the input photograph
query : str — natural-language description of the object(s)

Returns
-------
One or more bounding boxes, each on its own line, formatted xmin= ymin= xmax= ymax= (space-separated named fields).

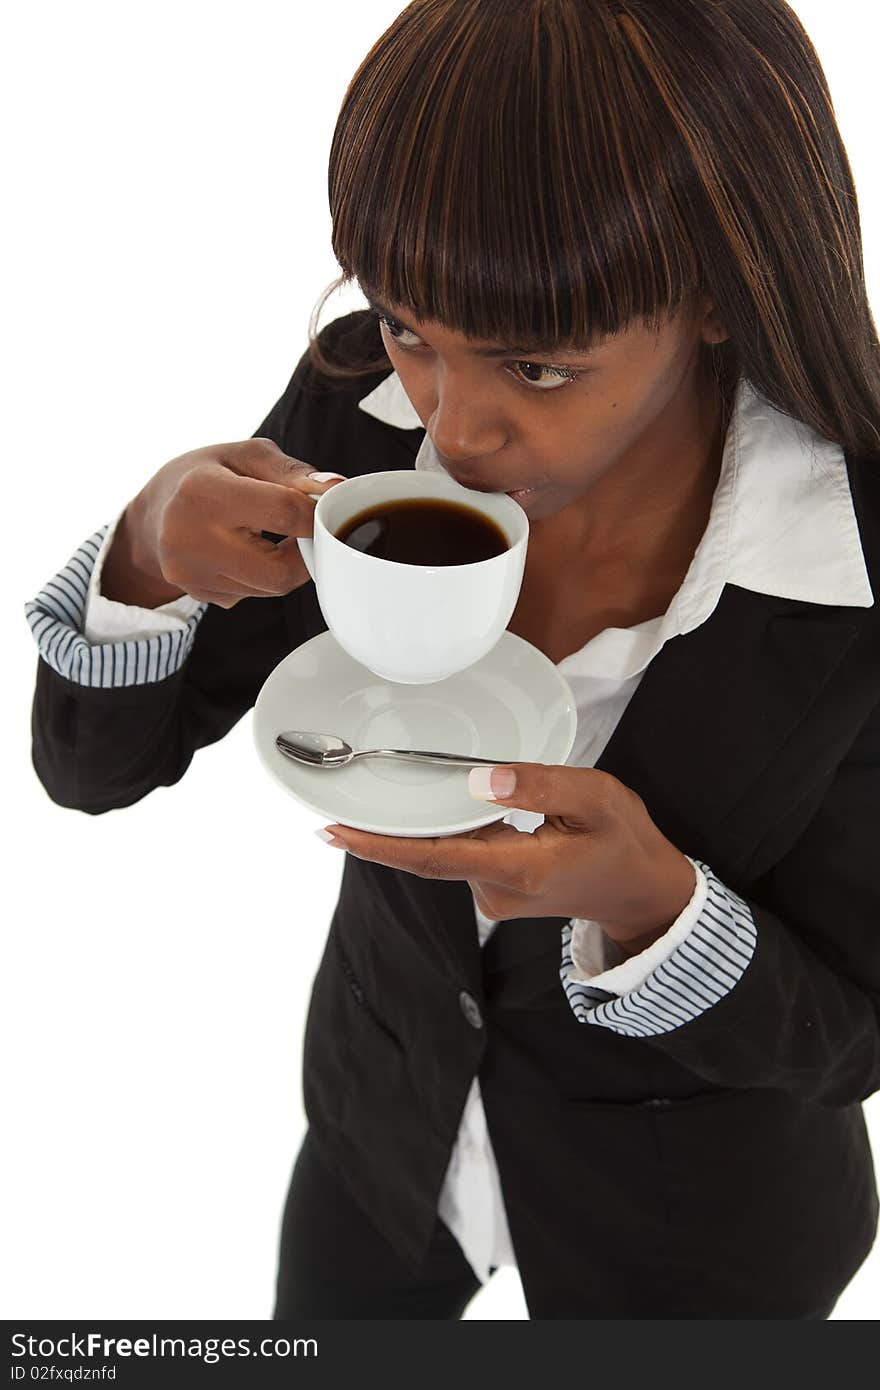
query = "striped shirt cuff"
xmin=559 ymin=859 xmax=757 ymax=1036
xmin=24 ymin=526 xmax=207 ymax=688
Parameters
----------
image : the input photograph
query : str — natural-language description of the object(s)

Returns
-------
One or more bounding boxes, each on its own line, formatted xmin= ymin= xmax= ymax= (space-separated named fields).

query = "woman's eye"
xmin=375 ymin=314 xmax=575 ymax=391
xmin=508 ymin=361 xmax=580 ymax=390
xmin=378 ymin=314 xmax=422 ymax=348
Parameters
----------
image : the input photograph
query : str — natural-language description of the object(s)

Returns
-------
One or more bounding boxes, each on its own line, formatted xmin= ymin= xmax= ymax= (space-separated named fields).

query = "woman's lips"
xmin=448 ymin=472 xmax=539 ymax=496
xmin=443 ymin=465 xmax=541 ymax=506
xmin=505 ymin=485 xmax=539 ymax=508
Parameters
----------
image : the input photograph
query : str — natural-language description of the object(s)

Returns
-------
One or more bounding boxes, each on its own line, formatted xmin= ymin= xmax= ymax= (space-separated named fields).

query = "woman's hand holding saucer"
xmin=318 ymin=763 xmax=697 ymax=954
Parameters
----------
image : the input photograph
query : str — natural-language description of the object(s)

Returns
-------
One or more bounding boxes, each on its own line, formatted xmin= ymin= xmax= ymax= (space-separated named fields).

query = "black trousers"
xmin=272 ymin=1127 xmax=838 ymax=1320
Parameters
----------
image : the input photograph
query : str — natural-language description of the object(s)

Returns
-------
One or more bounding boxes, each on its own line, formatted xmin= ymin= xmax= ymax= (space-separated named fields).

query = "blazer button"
xmin=459 ymin=990 xmax=483 ymax=1029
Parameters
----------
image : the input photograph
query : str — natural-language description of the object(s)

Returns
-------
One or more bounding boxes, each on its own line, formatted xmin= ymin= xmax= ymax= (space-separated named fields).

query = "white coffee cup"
xmin=296 ymin=470 xmax=529 ymax=684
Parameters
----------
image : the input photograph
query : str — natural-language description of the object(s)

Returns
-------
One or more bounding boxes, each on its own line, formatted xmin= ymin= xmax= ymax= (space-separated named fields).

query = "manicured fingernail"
xmin=308 ymin=472 xmax=347 ymax=482
xmin=314 ymin=827 xmax=343 ymax=846
xmin=468 ymin=766 xmax=516 ymax=800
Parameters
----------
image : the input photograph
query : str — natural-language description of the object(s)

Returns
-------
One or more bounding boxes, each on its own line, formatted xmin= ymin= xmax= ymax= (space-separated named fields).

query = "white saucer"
xmin=252 ymin=630 xmax=577 ymax=837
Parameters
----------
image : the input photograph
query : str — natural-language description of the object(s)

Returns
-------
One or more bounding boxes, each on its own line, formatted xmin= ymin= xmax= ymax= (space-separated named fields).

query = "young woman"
xmin=26 ymin=0 xmax=880 ymax=1319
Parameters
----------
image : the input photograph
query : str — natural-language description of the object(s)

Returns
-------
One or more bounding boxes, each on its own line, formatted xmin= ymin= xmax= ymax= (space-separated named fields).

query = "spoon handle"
xmin=357 ymin=748 xmax=521 ymax=768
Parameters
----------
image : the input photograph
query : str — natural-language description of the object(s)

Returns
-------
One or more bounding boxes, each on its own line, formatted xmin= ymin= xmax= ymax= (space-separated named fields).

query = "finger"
xmin=162 ymin=536 xmax=298 ymax=600
xmin=180 ymin=558 xmax=283 ymax=603
xmin=203 ymin=468 xmax=340 ymax=539
xmin=468 ymin=877 xmax=529 ymax=921
xmin=467 ymin=762 xmax=622 ymax=828
xmin=469 ymin=880 xmax=497 ymax=920
xmin=204 ymin=530 xmax=313 ymax=595
xmin=185 ymin=586 xmax=244 ymax=608
xmin=289 ymin=469 xmax=348 ymax=495
xmin=214 ymin=568 xmax=291 ymax=597
xmin=217 ymin=438 xmax=335 ymax=489
xmin=320 ymin=820 xmax=544 ymax=888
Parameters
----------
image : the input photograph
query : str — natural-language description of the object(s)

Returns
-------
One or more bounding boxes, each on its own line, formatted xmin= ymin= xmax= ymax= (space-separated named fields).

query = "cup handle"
xmin=296 ymin=536 xmax=315 ymax=581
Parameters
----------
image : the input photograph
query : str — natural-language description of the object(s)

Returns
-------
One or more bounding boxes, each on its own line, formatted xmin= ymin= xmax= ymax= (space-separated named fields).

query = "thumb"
xmin=467 ymin=761 xmax=615 ymax=827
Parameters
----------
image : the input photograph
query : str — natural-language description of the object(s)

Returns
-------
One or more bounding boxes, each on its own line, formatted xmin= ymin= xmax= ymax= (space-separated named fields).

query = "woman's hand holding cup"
xmin=100 ymin=437 xmax=346 ymax=609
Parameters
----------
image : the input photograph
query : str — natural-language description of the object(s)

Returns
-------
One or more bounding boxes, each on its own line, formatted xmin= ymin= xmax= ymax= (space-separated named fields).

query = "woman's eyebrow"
xmin=365 ymin=295 xmax=590 ymax=358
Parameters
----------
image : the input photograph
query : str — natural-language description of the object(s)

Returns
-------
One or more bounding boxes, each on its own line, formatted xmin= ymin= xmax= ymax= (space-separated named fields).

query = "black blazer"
xmin=30 ymin=311 xmax=880 ymax=1317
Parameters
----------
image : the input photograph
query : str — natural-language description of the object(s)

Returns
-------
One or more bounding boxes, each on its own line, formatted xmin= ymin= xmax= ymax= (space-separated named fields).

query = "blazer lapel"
xmin=593 ymin=583 xmax=860 ymax=884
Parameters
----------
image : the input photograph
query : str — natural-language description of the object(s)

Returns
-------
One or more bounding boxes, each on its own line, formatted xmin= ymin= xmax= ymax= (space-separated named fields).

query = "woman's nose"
xmin=427 ymin=382 xmax=508 ymax=463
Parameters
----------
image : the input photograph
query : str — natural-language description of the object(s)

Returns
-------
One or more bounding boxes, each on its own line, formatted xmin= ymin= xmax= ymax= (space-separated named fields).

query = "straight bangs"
xmin=327 ymin=0 xmax=701 ymax=351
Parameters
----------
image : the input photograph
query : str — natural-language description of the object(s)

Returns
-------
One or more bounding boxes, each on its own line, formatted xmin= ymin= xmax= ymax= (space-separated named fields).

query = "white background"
xmin=4 ymin=1 xmax=879 ymax=1320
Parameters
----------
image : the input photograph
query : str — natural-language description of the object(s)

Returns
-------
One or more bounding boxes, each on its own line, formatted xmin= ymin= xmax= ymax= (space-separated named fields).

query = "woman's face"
xmin=368 ymin=295 xmax=727 ymax=526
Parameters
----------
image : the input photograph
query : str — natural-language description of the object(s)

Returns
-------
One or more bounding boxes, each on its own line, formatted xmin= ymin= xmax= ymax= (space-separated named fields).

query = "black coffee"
xmin=334 ymin=497 xmax=509 ymax=566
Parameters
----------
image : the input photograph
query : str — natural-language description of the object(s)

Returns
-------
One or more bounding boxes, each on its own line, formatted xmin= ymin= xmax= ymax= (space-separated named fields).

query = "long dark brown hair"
xmin=309 ymin=0 xmax=880 ymax=458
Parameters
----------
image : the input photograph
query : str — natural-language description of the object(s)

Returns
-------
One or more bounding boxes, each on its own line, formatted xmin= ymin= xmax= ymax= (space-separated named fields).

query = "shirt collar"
xmin=357 ymin=370 xmax=874 ymax=678
xmin=358 ymin=371 xmax=424 ymax=429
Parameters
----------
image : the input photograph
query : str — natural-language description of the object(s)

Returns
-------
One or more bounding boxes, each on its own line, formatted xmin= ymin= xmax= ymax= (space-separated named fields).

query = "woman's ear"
xmin=700 ymin=299 xmax=730 ymax=346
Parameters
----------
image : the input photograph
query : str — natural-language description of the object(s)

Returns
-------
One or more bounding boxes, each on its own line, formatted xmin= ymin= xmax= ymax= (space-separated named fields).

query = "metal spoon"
xmin=275 ymin=730 xmax=519 ymax=770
